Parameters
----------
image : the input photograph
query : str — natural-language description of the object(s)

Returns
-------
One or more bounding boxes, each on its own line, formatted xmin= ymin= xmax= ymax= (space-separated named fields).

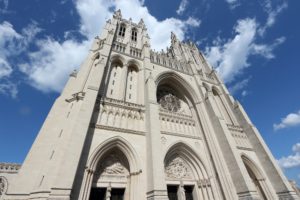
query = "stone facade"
xmin=1 ymin=9 xmax=300 ymax=200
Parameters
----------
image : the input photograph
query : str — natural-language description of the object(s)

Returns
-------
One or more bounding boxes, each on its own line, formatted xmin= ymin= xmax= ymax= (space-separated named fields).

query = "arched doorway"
xmin=164 ymin=143 xmax=217 ymax=200
xmin=89 ymin=148 xmax=130 ymax=200
xmin=242 ymin=155 xmax=272 ymax=200
xmin=79 ymin=137 xmax=141 ymax=200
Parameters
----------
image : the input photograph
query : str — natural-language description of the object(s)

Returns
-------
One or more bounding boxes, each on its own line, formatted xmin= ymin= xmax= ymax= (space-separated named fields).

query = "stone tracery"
xmin=165 ymin=157 xmax=192 ymax=180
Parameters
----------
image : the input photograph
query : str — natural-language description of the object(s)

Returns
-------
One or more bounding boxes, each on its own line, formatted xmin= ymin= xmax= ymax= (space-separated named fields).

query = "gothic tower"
xmin=1 ymin=10 xmax=299 ymax=200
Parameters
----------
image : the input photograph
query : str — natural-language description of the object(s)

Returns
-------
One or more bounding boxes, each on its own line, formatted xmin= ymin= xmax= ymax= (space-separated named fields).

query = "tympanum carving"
xmin=159 ymin=93 xmax=181 ymax=112
xmin=165 ymin=157 xmax=192 ymax=179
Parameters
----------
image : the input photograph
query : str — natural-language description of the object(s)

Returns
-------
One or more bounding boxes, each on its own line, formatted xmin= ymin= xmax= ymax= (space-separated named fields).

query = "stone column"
xmin=144 ymin=70 xmax=168 ymax=200
xmin=203 ymin=90 xmax=262 ymax=200
xmin=193 ymin=90 xmax=238 ymax=200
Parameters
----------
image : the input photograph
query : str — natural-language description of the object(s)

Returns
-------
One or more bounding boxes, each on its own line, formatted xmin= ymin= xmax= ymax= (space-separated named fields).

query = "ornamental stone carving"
xmin=0 ymin=177 xmax=6 ymax=197
xmin=165 ymin=157 xmax=192 ymax=179
xmin=159 ymin=93 xmax=181 ymax=112
xmin=99 ymin=154 xmax=128 ymax=176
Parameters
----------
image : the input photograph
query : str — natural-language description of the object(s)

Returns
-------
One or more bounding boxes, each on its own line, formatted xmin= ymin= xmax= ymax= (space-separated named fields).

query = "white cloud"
xmin=273 ymin=110 xmax=300 ymax=131
xmin=176 ymin=0 xmax=188 ymax=15
xmin=20 ymin=38 xmax=90 ymax=92
xmin=228 ymin=77 xmax=251 ymax=95
xmin=258 ymin=0 xmax=288 ymax=35
xmin=0 ymin=58 xmax=12 ymax=78
xmin=0 ymin=80 xmax=18 ymax=98
xmin=18 ymin=0 xmax=201 ymax=93
xmin=0 ymin=0 xmax=9 ymax=14
xmin=0 ymin=21 xmax=40 ymax=97
xmin=205 ymin=18 xmax=257 ymax=83
xmin=205 ymin=18 xmax=284 ymax=83
xmin=277 ymin=143 xmax=300 ymax=169
xmin=252 ymin=37 xmax=285 ymax=59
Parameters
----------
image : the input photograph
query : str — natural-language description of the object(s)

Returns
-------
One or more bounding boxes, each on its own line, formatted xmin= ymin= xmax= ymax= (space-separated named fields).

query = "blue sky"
xmin=0 ymin=0 xmax=299 ymax=184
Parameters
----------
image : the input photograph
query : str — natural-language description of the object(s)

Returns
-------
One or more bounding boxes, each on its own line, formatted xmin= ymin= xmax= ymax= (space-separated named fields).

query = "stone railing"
xmin=227 ymin=124 xmax=252 ymax=150
xmin=150 ymin=50 xmax=193 ymax=75
xmin=99 ymin=97 xmax=144 ymax=111
xmin=95 ymin=97 xmax=145 ymax=134
xmin=112 ymin=41 xmax=126 ymax=53
xmin=159 ymin=109 xmax=198 ymax=138
xmin=130 ymin=47 xmax=142 ymax=58
xmin=0 ymin=163 xmax=21 ymax=173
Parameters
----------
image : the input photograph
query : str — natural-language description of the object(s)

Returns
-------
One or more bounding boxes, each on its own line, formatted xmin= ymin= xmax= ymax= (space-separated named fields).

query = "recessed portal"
xmin=167 ymin=185 xmax=178 ymax=200
xmin=89 ymin=187 xmax=106 ymax=200
xmin=184 ymin=185 xmax=194 ymax=200
xmin=111 ymin=188 xmax=125 ymax=200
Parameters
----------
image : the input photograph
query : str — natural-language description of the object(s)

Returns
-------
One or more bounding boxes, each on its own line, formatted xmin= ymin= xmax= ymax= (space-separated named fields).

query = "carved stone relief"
xmin=0 ymin=177 xmax=6 ymax=197
xmin=159 ymin=93 xmax=181 ymax=112
xmin=99 ymin=154 xmax=129 ymax=176
xmin=165 ymin=157 xmax=192 ymax=180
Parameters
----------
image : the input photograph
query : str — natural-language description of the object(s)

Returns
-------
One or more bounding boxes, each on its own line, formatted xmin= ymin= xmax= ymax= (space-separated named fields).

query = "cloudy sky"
xmin=0 ymin=0 xmax=299 ymax=184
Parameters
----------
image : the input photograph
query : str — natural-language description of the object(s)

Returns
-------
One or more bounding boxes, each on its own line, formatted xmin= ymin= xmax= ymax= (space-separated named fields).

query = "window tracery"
xmin=131 ymin=28 xmax=137 ymax=41
xmin=118 ymin=24 xmax=126 ymax=37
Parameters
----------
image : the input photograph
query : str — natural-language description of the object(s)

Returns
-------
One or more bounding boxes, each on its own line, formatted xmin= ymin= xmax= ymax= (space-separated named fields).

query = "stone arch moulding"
xmin=79 ymin=136 xmax=142 ymax=200
xmin=164 ymin=141 xmax=222 ymax=200
xmin=126 ymin=59 xmax=141 ymax=71
xmin=154 ymin=71 xmax=201 ymax=105
xmin=110 ymin=53 xmax=126 ymax=66
xmin=0 ymin=176 xmax=8 ymax=199
xmin=241 ymin=154 xmax=277 ymax=200
xmin=164 ymin=141 xmax=211 ymax=180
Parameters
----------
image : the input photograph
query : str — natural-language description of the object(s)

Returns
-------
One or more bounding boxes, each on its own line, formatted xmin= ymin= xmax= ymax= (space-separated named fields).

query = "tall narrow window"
xmin=118 ymin=24 xmax=126 ymax=37
xmin=131 ymin=28 xmax=137 ymax=41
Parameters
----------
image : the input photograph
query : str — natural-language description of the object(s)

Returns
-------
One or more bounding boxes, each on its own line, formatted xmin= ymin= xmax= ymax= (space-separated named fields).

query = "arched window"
xmin=118 ymin=24 xmax=126 ymax=37
xmin=242 ymin=156 xmax=269 ymax=200
xmin=125 ymin=65 xmax=138 ymax=103
xmin=131 ymin=28 xmax=137 ymax=41
xmin=107 ymin=59 xmax=124 ymax=100
xmin=212 ymin=88 xmax=233 ymax=124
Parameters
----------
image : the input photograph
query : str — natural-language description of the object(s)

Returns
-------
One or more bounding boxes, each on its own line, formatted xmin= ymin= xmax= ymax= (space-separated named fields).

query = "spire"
xmin=171 ymin=31 xmax=178 ymax=45
xmin=138 ymin=18 xmax=145 ymax=27
xmin=113 ymin=9 xmax=122 ymax=19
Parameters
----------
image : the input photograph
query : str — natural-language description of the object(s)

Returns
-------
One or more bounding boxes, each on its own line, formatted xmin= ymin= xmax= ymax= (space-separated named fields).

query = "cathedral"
xmin=1 ymin=10 xmax=299 ymax=200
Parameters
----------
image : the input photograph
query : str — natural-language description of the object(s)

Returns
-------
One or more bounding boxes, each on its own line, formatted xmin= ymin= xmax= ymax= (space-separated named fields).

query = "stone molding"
xmin=0 ymin=163 xmax=21 ymax=173
xmin=94 ymin=124 xmax=145 ymax=135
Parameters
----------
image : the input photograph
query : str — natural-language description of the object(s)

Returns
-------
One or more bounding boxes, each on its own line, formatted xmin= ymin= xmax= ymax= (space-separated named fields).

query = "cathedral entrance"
xmin=89 ymin=187 xmax=125 ymax=200
xmin=88 ymin=149 xmax=130 ymax=200
xmin=167 ymin=185 xmax=195 ymax=200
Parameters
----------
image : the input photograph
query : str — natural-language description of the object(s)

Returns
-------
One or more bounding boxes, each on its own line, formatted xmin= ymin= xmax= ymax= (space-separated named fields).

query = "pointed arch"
xmin=80 ymin=137 xmax=142 ymax=200
xmin=87 ymin=136 xmax=140 ymax=172
xmin=164 ymin=142 xmax=218 ymax=200
xmin=155 ymin=71 xmax=200 ymax=105
xmin=241 ymin=155 xmax=265 ymax=181
xmin=164 ymin=141 xmax=210 ymax=180
xmin=241 ymin=154 xmax=269 ymax=200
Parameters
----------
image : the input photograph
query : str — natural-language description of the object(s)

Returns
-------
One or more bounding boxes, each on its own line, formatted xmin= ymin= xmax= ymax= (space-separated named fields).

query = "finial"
xmin=171 ymin=32 xmax=178 ymax=44
xmin=113 ymin=9 xmax=122 ymax=19
xmin=138 ymin=18 xmax=145 ymax=26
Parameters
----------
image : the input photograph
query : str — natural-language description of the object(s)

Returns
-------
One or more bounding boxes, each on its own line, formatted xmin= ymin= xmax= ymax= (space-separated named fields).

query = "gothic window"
xmin=212 ymin=89 xmax=233 ymax=124
xmin=107 ymin=59 xmax=125 ymax=100
xmin=125 ymin=65 xmax=138 ymax=103
xmin=118 ymin=24 xmax=126 ymax=37
xmin=131 ymin=28 xmax=137 ymax=41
